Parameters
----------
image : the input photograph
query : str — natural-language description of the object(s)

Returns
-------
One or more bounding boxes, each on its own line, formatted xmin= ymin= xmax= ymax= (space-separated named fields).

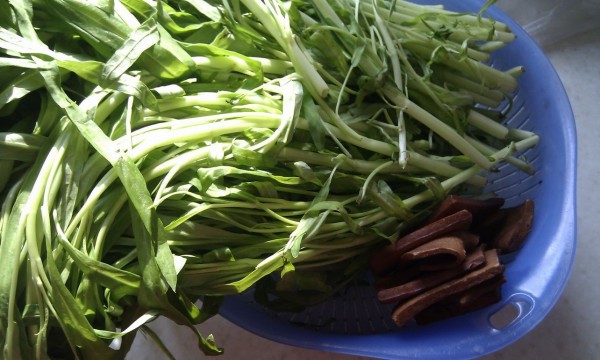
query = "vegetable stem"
xmin=381 ymin=85 xmax=495 ymax=170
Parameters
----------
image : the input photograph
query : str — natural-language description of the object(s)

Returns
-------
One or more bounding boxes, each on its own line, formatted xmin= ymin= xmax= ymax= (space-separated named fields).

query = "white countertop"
xmin=128 ymin=12 xmax=600 ymax=360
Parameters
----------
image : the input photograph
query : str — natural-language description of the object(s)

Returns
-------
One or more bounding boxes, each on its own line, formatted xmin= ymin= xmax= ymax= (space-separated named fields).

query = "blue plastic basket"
xmin=219 ymin=1 xmax=577 ymax=358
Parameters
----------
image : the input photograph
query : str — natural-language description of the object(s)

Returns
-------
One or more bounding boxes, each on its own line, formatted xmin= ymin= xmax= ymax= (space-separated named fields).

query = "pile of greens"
xmin=0 ymin=0 xmax=538 ymax=358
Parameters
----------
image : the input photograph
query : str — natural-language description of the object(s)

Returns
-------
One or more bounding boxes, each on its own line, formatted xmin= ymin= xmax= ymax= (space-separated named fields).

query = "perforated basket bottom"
xmin=229 ymin=281 xmax=401 ymax=335
xmin=485 ymin=88 xmax=543 ymax=206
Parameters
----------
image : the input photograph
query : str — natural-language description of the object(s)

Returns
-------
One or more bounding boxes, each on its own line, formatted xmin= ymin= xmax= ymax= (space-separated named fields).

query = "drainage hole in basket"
xmin=488 ymin=294 xmax=535 ymax=330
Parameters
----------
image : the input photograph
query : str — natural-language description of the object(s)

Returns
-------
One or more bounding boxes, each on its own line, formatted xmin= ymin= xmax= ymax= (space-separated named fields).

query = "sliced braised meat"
xmin=378 ymin=246 xmax=486 ymax=304
xmin=390 ymin=249 xmax=503 ymax=326
xmin=425 ymin=195 xmax=505 ymax=224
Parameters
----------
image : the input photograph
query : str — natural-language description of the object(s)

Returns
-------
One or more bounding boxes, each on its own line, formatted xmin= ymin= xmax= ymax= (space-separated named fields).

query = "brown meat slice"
xmin=399 ymin=236 xmax=466 ymax=271
xmin=426 ymin=195 xmax=505 ymax=224
xmin=447 ymin=230 xmax=480 ymax=250
xmin=395 ymin=210 xmax=473 ymax=254
xmin=374 ymin=266 xmax=421 ymax=290
xmin=415 ymin=274 xmax=506 ymax=325
xmin=489 ymin=199 xmax=535 ymax=253
xmin=369 ymin=209 xmax=472 ymax=276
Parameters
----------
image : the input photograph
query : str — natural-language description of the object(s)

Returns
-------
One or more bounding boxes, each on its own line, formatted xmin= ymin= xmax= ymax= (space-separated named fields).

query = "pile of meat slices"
xmin=369 ymin=195 xmax=534 ymax=326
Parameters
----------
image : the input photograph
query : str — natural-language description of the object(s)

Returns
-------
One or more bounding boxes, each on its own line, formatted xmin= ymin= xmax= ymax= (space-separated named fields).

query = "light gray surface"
xmin=127 ymin=11 xmax=600 ymax=360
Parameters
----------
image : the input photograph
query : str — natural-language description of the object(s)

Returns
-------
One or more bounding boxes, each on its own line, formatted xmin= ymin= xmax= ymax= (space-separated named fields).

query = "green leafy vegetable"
xmin=0 ymin=0 xmax=539 ymax=358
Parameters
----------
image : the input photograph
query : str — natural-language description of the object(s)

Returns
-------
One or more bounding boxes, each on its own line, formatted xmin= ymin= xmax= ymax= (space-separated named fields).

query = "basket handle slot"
xmin=488 ymin=293 xmax=534 ymax=330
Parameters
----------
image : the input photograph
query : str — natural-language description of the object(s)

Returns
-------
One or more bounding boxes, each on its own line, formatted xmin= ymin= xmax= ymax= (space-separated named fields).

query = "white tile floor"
xmin=127 ymin=10 xmax=600 ymax=360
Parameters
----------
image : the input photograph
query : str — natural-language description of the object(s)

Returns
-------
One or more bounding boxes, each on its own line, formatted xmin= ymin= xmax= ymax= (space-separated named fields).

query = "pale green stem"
xmin=381 ymin=85 xmax=495 ymax=170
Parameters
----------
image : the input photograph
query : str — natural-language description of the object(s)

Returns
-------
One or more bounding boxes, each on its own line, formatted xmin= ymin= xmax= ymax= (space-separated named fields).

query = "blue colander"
xmin=219 ymin=1 xmax=577 ymax=358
